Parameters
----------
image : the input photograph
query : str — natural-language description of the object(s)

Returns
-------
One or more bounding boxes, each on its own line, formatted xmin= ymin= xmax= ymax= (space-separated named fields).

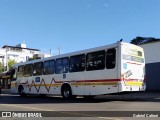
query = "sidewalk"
xmin=1 ymin=89 xmax=10 ymax=94
xmin=97 ymin=91 xmax=160 ymax=101
xmin=125 ymin=91 xmax=160 ymax=100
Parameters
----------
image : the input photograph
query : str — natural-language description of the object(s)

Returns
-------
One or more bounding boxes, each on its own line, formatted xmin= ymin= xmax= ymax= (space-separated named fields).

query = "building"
xmin=0 ymin=43 xmax=51 ymax=70
xmin=0 ymin=43 xmax=51 ymax=89
xmin=140 ymin=41 xmax=160 ymax=91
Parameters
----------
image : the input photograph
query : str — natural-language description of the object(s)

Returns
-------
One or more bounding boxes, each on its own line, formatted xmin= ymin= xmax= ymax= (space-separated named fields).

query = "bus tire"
xmin=61 ymin=84 xmax=72 ymax=99
xmin=18 ymin=85 xmax=26 ymax=97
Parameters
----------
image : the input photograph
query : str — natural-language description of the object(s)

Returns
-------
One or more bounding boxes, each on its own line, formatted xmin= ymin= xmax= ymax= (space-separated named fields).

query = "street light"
xmin=5 ymin=47 xmax=9 ymax=71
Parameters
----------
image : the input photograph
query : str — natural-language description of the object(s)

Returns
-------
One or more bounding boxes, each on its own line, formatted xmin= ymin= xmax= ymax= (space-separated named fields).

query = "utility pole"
xmin=50 ymin=49 xmax=52 ymax=55
xmin=5 ymin=47 xmax=9 ymax=71
xmin=58 ymin=48 xmax=61 ymax=55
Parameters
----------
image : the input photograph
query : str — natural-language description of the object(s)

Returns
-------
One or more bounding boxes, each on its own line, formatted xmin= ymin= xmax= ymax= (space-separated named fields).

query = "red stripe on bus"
xmin=76 ymin=79 xmax=121 ymax=83
xmin=127 ymin=62 xmax=141 ymax=65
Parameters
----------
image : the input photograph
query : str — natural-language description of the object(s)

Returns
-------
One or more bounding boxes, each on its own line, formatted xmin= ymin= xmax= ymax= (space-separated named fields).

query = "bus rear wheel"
xmin=61 ymin=84 xmax=73 ymax=99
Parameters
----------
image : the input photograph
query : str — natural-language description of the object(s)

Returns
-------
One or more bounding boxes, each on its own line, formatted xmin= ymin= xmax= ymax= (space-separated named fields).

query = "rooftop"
xmin=2 ymin=45 xmax=40 ymax=51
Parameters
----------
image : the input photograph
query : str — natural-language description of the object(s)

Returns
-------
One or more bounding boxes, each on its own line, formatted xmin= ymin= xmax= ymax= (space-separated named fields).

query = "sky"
xmin=0 ymin=0 xmax=160 ymax=55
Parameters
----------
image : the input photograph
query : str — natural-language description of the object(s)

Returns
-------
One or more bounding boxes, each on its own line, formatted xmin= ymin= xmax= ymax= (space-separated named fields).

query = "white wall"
xmin=0 ymin=49 xmax=5 ymax=66
xmin=140 ymin=42 xmax=160 ymax=64
xmin=0 ymin=47 xmax=50 ymax=68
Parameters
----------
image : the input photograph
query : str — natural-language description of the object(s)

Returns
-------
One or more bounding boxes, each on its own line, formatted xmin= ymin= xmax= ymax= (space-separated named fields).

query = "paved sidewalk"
xmin=97 ymin=91 xmax=160 ymax=101
xmin=1 ymin=89 xmax=10 ymax=94
xmin=126 ymin=91 xmax=160 ymax=100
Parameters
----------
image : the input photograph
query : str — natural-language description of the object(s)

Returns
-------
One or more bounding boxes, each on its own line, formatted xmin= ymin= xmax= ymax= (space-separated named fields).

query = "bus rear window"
xmin=138 ymin=51 xmax=142 ymax=57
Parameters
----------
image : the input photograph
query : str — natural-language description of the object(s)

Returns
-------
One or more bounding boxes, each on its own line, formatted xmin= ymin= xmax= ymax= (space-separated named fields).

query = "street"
xmin=0 ymin=92 xmax=160 ymax=120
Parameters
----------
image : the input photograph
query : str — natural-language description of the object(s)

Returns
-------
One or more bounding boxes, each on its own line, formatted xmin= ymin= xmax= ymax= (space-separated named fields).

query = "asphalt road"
xmin=0 ymin=92 xmax=160 ymax=120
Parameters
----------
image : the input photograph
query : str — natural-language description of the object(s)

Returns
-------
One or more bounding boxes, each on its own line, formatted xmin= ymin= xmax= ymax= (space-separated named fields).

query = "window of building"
xmin=106 ymin=48 xmax=116 ymax=69
xmin=17 ymin=65 xmax=24 ymax=78
xmin=55 ymin=57 xmax=69 ymax=74
xmin=43 ymin=60 xmax=55 ymax=75
xmin=24 ymin=64 xmax=33 ymax=76
xmin=33 ymin=62 xmax=43 ymax=76
xmin=70 ymin=54 xmax=85 ymax=72
xmin=86 ymin=50 xmax=105 ymax=71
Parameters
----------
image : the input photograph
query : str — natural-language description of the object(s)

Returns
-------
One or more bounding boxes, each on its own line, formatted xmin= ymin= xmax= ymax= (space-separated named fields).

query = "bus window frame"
xmin=55 ymin=57 xmax=69 ymax=74
xmin=86 ymin=50 xmax=106 ymax=71
xmin=106 ymin=48 xmax=116 ymax=69
xmin=43 ymin=59 xmax=55 ymax=75
xmin=33 ymin=62 xmax=43 ymax=76
xmin=69 ymin=54 xmax=85 ymax=73
xmin=24 ymin=64 xmax=33 ymax=77
xmin=17 ymin=65 xmax=24 ymax=78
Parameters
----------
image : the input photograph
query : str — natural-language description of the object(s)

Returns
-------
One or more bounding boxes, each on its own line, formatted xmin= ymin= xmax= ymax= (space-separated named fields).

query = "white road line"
xmin=0 ymin=104 xmax=54 ymax=111
xmin=97 ymin=117 xmax=122 ymax=120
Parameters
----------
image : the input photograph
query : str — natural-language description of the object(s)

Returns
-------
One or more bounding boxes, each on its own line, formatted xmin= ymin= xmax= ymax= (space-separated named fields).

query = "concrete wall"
xmin=140 ymin=42 xmax=160 ymax=64
xmin=140 ymin=42 xmax=160 ymax=91
xmin=146 ymin=62 xmax=160 ymax=91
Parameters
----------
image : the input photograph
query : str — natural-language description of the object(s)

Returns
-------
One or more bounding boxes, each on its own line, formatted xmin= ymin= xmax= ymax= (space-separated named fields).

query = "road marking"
xmin=0 ymin=104 xmax=122 ymax=120
xmin=97 ymin=117 xmax=122 ymax=120
xmin=0 ymin=104 xmax=54 ymax=111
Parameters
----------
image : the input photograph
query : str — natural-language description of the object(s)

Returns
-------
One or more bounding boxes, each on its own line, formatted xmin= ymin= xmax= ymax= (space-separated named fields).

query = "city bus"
xmin=10 ymin=41 xmax=146 ymax=98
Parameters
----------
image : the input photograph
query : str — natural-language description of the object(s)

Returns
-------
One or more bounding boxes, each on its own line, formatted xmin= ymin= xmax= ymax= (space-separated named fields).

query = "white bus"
xmin=10 ymin=41 xmax=146 ymax=98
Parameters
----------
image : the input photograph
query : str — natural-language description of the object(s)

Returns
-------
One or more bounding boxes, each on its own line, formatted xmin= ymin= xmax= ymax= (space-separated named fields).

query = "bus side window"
xmin=55 ymin=57 xmax=69 ymax=74
xmin=10 ymin=68 xmax=16 ymax=81
xmin=17 ymin=65 xmax=24 ymax=78
xmin=33 ymin=62 xmax=43 ymax=76
xmin=43 ymin=60 xmax=55 ymax=75
xmin=69 ymin=54 xmax=85 ymax=72
xmin=24 ymin=64 xmax=33 ymax=77
xmin=63 ymin=58 xmax=69 ymax=73
xmin=86 ymin=50 xmax=105 ymax=71
xmin=106 ymin=48 xmax=116 ymax=69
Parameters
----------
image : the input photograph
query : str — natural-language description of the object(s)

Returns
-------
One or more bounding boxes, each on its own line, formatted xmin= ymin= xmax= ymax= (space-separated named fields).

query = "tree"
xmin=8 ymin=59 xmax=17 ymax=69
xmin=130 ymin=36 xmax=160 ymax=45
xmin=0 ymin=62 xmax=5 ymax=73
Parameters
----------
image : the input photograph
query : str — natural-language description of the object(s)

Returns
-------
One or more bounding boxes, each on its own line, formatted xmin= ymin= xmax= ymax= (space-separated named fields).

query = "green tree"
xmin=130 ymin=36 xmax=160 ymax=45
xmin=0 ymin=62 xmax=5 ymax=73
xmin=8 ymin=59 xmax=17 ymax=69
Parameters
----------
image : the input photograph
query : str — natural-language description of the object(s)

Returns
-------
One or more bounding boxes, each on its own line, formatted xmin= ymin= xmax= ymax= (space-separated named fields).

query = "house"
xmin=0 ymin=43 xmax=51 ymax=89
xmin=139 ymin=41 xmax=160 ymax=91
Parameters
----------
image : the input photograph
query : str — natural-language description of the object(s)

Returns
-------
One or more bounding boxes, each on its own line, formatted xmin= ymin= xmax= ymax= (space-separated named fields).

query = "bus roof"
xmin=13 ymin=42 xmax=141 ymax=67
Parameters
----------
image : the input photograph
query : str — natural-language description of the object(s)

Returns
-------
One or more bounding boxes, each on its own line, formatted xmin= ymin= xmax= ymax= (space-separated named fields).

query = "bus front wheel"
xmin=18 ymin=86 xmax=26 ymax=97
